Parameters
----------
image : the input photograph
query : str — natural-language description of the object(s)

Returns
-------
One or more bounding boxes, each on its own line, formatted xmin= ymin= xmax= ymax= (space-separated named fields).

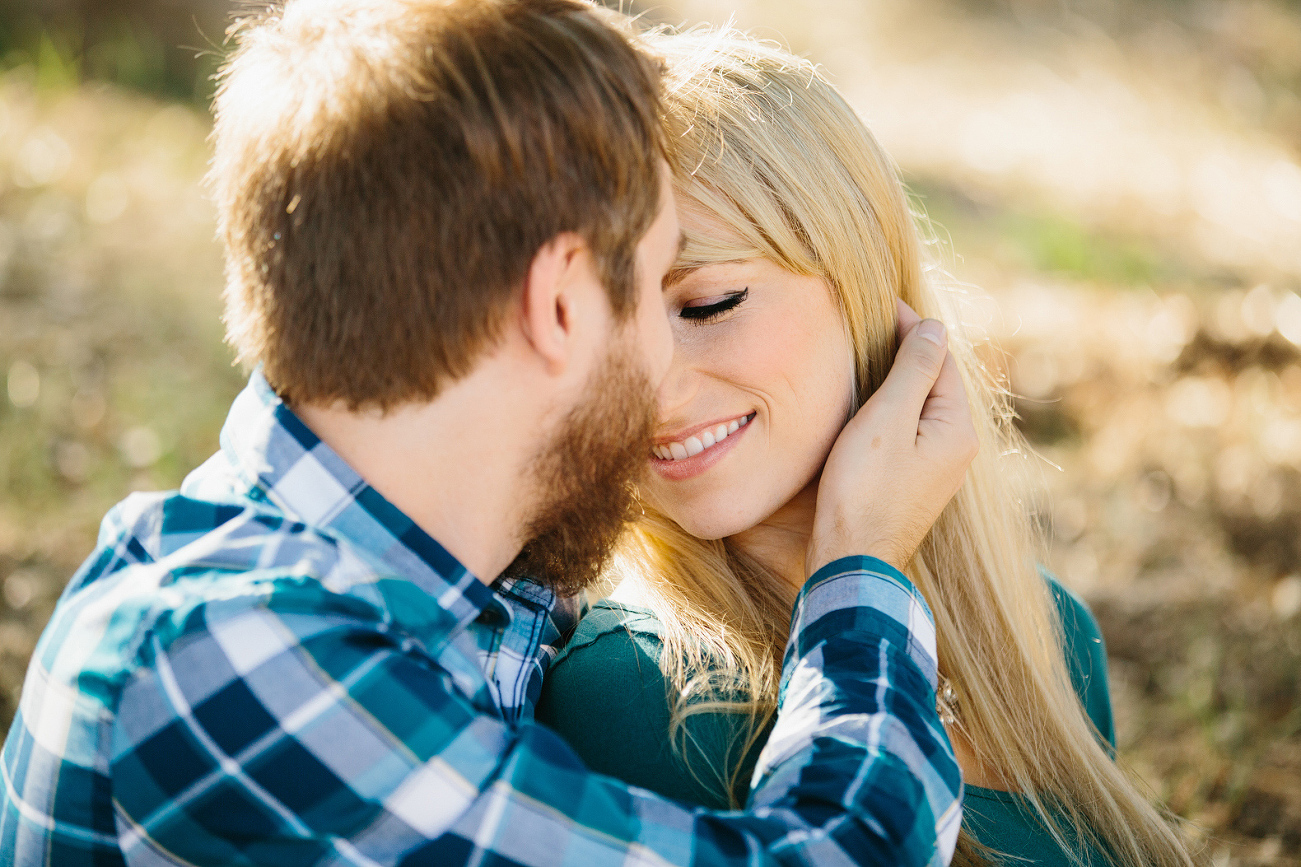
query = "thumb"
xmin=872 ymin=319 xmax=949 ymax=423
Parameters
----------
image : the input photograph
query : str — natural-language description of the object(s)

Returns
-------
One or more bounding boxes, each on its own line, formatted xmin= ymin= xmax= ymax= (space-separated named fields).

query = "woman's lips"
xmin=650 ymin=413 xmax=754 ymax=481
xmin=652 ymin=413 xmax=751 ymax=460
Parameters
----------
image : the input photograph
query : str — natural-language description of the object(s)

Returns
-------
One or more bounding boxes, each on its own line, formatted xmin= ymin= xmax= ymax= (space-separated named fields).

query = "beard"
xmin=503 ymin=338 xmax=657 ymax=596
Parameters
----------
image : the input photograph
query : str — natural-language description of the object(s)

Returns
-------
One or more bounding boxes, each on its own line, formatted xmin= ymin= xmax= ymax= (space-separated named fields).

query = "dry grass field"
xmin=1 ymin=0 xmax=1299 ymax=863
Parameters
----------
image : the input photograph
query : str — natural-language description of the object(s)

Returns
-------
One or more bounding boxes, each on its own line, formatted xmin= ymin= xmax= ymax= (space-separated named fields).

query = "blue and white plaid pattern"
xmin=1 ymin=371 xmax=961 ymax=866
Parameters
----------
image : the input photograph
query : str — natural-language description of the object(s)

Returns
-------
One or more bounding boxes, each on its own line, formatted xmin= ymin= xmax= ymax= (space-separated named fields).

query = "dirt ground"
xmin=1 ymin=0 xmax=1300 ymax=863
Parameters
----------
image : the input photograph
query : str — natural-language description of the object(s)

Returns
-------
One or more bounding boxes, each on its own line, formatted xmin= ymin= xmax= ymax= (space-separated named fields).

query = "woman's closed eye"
xmin=679 ymin=288 xmax=748 ymax=323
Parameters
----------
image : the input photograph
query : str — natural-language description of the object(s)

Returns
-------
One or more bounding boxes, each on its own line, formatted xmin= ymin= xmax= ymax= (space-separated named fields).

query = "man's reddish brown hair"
xmin=210 ymin=0 xmax=665 ymax=409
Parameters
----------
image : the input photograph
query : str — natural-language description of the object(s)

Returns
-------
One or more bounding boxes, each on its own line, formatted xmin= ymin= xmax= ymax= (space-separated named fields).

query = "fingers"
xmin=871 ymin=314 xmax=949 ymax=425
xmin=920 ymin=343 xmax=972 ymax=424
xmin=808 ymin=301 xmax=977 ymax=573
xmin=894 ymin=298 xmax=971 ymax=430
xmin=917 ymin=339 xmax=979 ymax=476
xmin=896 ymin=298 xmax=922 ymax=343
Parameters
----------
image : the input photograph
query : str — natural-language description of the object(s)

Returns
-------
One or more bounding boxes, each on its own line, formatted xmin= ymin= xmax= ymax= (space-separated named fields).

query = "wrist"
xmin=805 ymin=554 xmax=910 ymax=589
xmin=806 ymin=531 xmax=906 ymax=577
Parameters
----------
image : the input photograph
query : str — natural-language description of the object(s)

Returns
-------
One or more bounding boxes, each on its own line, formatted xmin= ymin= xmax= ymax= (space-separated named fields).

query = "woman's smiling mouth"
xmin=652 ymin=413 xmax=753 ymax=461
xmin=650 ymin=413 xmax=755 ymax=480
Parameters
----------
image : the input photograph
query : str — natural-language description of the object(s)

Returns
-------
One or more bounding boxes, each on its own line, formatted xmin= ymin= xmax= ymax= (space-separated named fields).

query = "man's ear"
xmin=518 ymin=232 xmax=591 ymax=374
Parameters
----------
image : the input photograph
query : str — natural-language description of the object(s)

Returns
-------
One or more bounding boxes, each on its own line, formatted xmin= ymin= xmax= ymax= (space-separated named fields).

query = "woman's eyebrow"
xmin=664 ymin=263 xmax=698 ymax=288
xmin=662 ymin=234 xmax=689 ymax=292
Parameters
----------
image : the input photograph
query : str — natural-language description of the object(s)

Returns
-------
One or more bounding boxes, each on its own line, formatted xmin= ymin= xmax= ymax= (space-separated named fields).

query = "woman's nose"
xmin=655 ymin=340 xmax=700 ymax=420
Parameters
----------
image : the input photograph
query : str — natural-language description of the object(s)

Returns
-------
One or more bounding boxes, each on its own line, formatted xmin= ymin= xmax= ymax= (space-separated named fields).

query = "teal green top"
xmin=536 ymin=577 xmax=1116 ymax=866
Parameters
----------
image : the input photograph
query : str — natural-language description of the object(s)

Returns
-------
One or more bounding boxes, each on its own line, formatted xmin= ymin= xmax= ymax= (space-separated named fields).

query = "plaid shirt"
xmin=1 ymin=371 xmax=962 ymax=866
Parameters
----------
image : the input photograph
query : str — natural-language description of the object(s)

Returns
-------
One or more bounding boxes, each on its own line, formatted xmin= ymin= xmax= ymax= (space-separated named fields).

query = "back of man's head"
xmin=210 ymin=0 xmax=664 ymax=410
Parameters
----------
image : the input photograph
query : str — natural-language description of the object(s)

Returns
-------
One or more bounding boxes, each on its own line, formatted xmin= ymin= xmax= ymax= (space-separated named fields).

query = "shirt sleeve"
xmin=1048 ymin=577 xmax=1116 ymax=752
xmin=110 ymin=556 xmax=961 ymax=867
xmin=535 ymin=617 xmax=757 ymax=810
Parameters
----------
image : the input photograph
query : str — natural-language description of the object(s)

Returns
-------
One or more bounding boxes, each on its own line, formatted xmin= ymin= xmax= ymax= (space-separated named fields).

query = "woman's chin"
xmin=658 ymin=504 xmax=765 ymax=542
xmin=648 ymin=473 xmax=816 ymax=542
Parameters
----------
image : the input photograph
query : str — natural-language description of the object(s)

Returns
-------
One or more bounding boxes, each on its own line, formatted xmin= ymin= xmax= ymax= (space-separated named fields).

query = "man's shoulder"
xmin=88 ymin=488 xmax=259 ymax=565
xmin=46 ymin=490 xmax=398 ymax=684
xmin=76 ymin=490 xmax=361 ymax=595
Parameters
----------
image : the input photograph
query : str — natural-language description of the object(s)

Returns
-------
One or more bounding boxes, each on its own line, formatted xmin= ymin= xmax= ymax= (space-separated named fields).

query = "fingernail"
xmin=917 ymin=319 xmax=946 ymax=346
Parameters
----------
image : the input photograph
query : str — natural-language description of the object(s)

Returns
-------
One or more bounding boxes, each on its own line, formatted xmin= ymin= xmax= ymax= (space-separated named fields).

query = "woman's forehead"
xmin=671 ymin=196 xmax=758 ymax=265
xmin=675 ymin=195 xmax=743 ymax=241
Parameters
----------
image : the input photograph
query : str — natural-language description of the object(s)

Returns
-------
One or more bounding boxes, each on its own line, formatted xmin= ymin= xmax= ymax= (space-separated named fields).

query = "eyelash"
xmin=679 ymin=288 xmax=748 ymax=322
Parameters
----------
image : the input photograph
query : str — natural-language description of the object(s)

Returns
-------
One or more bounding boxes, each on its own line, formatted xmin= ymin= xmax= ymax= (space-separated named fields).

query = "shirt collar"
xmin=213 ymin=370 xmax=526 ymax=627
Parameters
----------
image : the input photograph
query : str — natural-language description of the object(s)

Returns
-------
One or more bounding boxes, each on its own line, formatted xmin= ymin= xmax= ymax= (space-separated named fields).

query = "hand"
xmin=807 ymin=300 xmax=978 ymax=574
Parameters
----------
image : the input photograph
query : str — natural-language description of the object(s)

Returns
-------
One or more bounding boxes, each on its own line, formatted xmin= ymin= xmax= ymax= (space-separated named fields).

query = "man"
xmin=0 ymin=1 xmax=973 ymax=864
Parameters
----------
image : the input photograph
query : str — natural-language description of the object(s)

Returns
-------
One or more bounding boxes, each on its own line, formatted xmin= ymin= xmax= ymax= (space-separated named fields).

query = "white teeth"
xmin=654 ymin=414 xmax=754 ymax=462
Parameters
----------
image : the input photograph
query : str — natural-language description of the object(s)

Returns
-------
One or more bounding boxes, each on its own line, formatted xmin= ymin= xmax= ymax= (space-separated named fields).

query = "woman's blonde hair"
xmin=607 ymin=25 xmax=1194 ymax=867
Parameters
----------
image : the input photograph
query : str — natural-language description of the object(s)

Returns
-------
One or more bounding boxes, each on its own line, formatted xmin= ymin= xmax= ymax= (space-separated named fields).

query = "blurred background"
xmin=0 ymin=0 xmax=1298 ymax=862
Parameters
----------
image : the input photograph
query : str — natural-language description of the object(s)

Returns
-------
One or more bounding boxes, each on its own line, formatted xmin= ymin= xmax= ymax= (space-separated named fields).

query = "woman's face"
xmin=645 ymin=208 xmax=856 ymax=540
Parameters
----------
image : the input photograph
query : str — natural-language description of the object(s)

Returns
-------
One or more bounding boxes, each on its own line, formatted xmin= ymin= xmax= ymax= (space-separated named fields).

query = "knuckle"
xmin=902 ymin=353 xmax=942 ymax=384
xmin=911 ymin=337 xmax=946 ymax=367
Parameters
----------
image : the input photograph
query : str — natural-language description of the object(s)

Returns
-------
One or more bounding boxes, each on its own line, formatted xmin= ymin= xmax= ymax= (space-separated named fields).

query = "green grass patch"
xmin=910 ymin=180 xmax=1172 ymax=287
xmin=0 ymin=14 xmax=224 ymax=105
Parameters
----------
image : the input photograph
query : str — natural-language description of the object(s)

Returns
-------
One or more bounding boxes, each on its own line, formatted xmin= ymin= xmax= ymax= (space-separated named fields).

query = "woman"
xmin=535 ymin=26 xmax=1194 ymax=867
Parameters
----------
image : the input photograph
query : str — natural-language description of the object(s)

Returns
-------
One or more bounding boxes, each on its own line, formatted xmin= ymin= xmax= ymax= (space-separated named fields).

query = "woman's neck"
xmin=727 ymin=478 xmax=821 ymax=593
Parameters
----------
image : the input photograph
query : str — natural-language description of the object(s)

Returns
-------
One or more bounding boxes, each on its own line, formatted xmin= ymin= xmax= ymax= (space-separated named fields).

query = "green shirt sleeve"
xmin=962 ymin=575 xmax=1118 ymax=866
xmin=535 ymin=602 xmax=761 ymax=809
xmin=1047 ymin=574 xmax=1115 ymax=752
